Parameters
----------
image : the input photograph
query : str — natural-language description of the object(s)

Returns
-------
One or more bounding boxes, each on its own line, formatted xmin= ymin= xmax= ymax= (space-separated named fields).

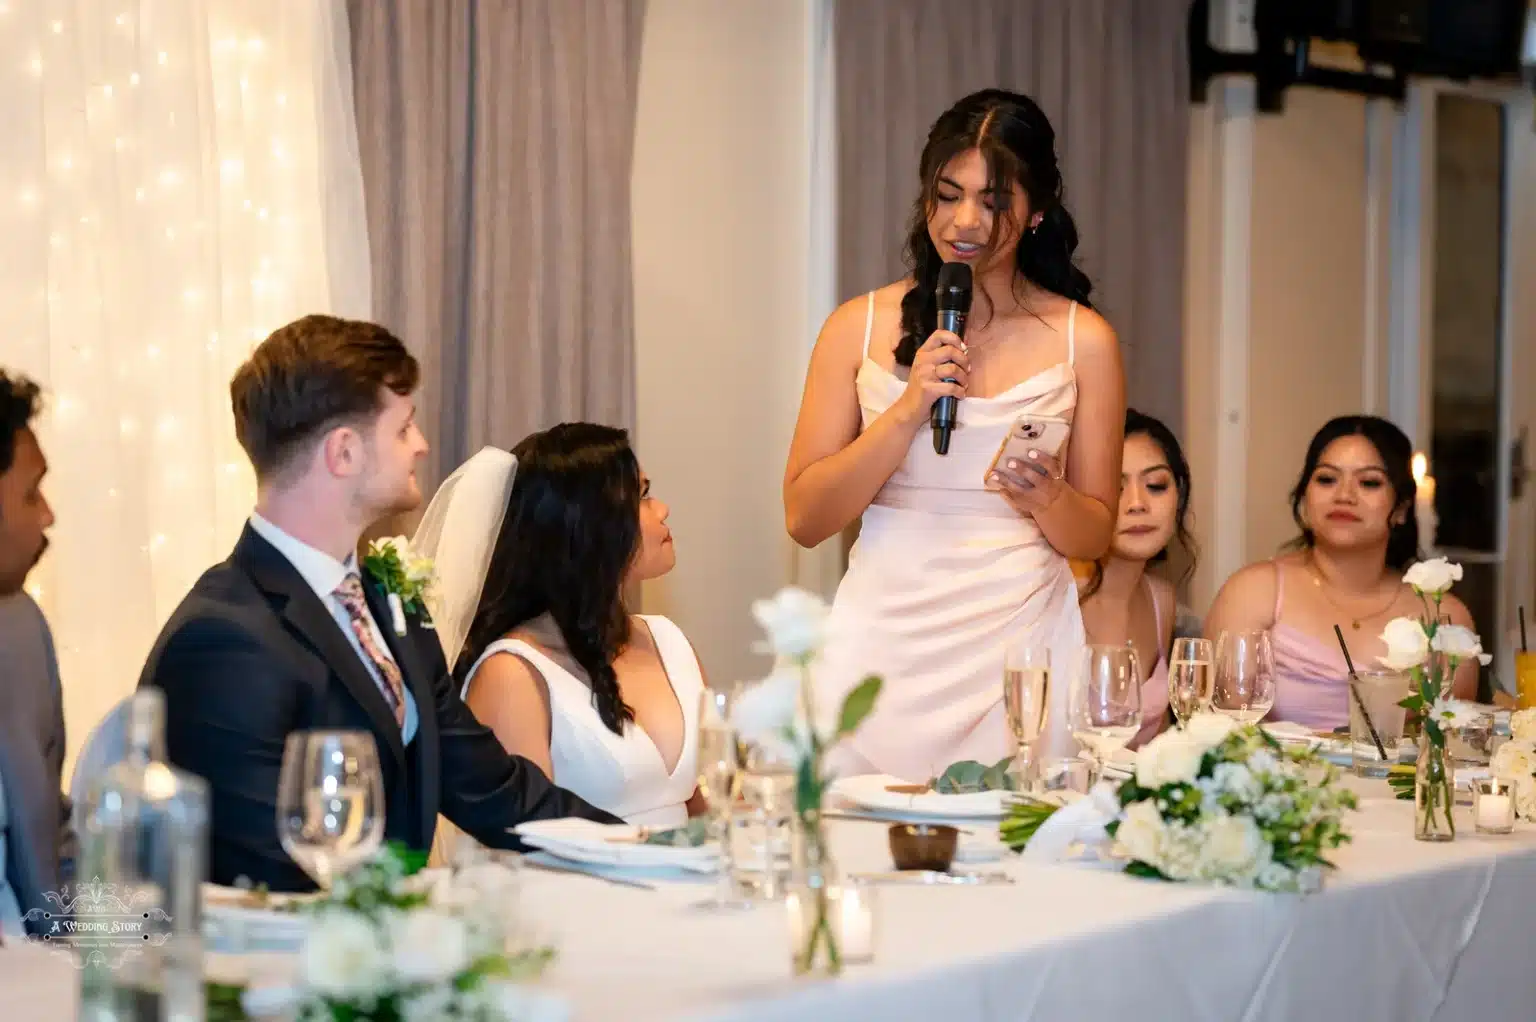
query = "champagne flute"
xmin=276 ymin=730 xmax=385 ymax=890
xmin=1003 ymin=644 xmax=1051 ymax=788
xmin=1167 ymin=637 xmax=1214 ymax=728
xmin=693 ymin=688 xmax=753 ymax=912
xmin=1070 ymin=644 xmax=1143 ymax=784
xmin=1212 ymin=630 xmax=1276 ymax=723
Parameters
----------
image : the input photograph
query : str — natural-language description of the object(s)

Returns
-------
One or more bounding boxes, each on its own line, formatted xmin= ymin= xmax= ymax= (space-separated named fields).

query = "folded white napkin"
xmin=1020 ymin=783 xmax=1122 ymax=864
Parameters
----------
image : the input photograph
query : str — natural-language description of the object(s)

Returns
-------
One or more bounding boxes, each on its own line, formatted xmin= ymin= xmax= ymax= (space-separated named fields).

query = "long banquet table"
xmin=1 ymin=781 xmax=1532 ymax=1021
xmin=519 ymin=783 xmax=1536 ymax=1022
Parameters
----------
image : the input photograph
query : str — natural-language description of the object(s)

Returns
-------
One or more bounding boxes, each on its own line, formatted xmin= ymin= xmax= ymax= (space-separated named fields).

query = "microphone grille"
xmin=936 ymin=261 xmax=972 ymax=308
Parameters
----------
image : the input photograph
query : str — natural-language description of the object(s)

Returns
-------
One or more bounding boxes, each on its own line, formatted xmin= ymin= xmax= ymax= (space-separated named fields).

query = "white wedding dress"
xmin=460 ymin=615 xmax=702 ymax=828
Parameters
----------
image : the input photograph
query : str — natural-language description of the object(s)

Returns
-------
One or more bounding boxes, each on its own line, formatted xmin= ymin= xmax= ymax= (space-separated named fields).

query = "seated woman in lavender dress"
xmin=1203 ymin=415 xmax=1479 ymax=731
xmin=1073 ymin=410 xmax=1196 ymax=748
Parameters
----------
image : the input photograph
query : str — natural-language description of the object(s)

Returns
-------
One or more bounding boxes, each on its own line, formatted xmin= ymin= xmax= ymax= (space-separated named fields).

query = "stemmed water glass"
xmin=276 ymin=730 xmax=385 ymax=890
xmin=1069 ymin=644 xmax=1143 ymax=784
xmin=1167 ymin=637 xmax=1214 ymax=728
xmin=1212 ymin=630 xmax=1276 ymax=724
xmin=693 ymin=689 xmax=753 ymax=911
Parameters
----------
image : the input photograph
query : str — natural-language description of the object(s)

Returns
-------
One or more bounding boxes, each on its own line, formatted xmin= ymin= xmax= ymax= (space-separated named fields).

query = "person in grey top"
xmin=0 ymin=370 xmax=72 ymax=939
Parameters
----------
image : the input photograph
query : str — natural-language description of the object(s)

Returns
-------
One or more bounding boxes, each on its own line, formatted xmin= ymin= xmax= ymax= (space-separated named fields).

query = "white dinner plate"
xmin=829 ymin=774 xmax=1010 ymax=819
xmin=512 ymin=819 xmax=719 ymax=872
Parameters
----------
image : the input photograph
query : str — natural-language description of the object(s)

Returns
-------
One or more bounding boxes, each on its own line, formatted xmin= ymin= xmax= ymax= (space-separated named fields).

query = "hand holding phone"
xmin=984 ymin=416 xmax=1071 ymax=491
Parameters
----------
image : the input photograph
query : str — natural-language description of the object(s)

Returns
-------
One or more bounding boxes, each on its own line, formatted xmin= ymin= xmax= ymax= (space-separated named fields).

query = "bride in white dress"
xmin=414 ymin=425 xmax=705 ymax=838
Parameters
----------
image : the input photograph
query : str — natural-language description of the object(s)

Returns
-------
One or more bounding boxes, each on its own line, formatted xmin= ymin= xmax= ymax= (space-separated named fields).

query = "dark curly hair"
xmin=454 ymin=423 xmax=643 ymax=735
xmin=0 ymin=371 xmax=42 ymax=475
xmin=1080 ymin=408 xmax=1197 ymax=601
xmin=896 ymin=88 xmax=1093 ymax=367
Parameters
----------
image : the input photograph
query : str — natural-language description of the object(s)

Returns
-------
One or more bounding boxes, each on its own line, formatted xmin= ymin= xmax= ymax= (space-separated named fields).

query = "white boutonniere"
xmin=361 ymin=536 xmax=436 ymax=637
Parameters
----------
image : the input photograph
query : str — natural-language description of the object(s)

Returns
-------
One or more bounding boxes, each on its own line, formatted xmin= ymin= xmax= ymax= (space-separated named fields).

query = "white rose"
xmin=1135 ymin=731 xmax=1206 ymax=789
xmin=1513 ymin=778 xmax=1536 ymax=822
xmin=482 ymin=982 xmax=572 ymax=1022
xmin=1155 ymin=822 xmax=1204 ymax=881
xmin=1211 ymin=762 xmax=1259 ymax=802
xmin=1511 ymin=709 xmax=1536 ymax=742
xmin=1114 ymin=800 xmax=1167 ymax=867
xmin=1429 ymin=624 xmax=1492 ymax=666
xmin=1491 ymin=739 xmax=1536 ymax=785
xmin=387 ymin=909 xmax=470 ymax=985
xmin=728 ymin=667 xmax=806 ymax=757
xmin=1404 ymin=557 xmax=1462 ymax=596
xmin=1184 ymin=712 xmax=1238 ymax=752
xmin=300 ymin=910 xmax=388 ymax=998
xmin=1378 ymin=617 xmax=1430 ymax=671
xmin=1199 ymin=813 xmax=1269 ymax=882
xmin=750 ymin=586 xmax=830 ymax=660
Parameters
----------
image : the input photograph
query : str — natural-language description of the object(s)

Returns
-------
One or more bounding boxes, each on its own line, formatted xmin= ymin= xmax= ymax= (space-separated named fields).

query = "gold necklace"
xmin=1305 ymin=556 xmax=1400 ymax=631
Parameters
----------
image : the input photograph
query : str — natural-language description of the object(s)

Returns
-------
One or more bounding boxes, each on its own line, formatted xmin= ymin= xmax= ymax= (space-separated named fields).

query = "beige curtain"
xmin=833 ymin=0 xmax=1191 ymax=431
xmin=348 ymin=0 xmax=647 ymax=493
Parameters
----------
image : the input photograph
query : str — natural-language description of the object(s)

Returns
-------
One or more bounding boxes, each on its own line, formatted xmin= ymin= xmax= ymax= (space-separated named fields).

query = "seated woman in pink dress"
xmin=1073 ymin=409 xmax=1195 ymax=748
xmin=1203 ymin=415 xmax=1479 ymax=731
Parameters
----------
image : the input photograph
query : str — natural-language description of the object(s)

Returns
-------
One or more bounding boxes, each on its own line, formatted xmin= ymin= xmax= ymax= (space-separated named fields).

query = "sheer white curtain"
xmin=0 ymin=0 xmax=371 ymax=773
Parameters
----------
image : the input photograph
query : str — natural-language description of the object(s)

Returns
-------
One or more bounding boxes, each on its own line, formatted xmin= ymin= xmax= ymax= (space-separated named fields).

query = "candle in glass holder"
xmin=1474 ymin=777 xmax=1516 ymax=834
xmin=836 ymin=883 xmax=875 ymax=963
xmin=1412 ymin=453 xmax=1437 ymax=554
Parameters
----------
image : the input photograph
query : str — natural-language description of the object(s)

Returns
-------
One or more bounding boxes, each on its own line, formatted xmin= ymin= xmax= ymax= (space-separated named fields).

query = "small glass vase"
xmin=786 ymin=809 xmax=841 ymax=977
xmin=1414 ymin=739 xmax=1456 ymax=842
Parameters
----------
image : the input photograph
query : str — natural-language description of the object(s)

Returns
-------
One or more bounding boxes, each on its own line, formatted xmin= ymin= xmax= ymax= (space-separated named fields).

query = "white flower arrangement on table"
xmin=1490 ymin=708 xmax=1536 ymax=821
xmin=362 ymin=536 xmax=437 ymax=636
xmin=1377 ymin=558 xmax=1490 ymax=826
xmin=1001 ymin=714 xmax=1358 ymax=893
xmin=207 ymin=843 xmax=563 ymax=1022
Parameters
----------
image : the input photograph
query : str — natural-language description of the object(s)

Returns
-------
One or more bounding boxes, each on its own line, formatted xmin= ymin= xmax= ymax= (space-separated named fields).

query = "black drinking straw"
xmin=1334 ymin=624 xmax=1389 ymax=761
xmin=1521 ymin=606 xmax=1529 ymax=653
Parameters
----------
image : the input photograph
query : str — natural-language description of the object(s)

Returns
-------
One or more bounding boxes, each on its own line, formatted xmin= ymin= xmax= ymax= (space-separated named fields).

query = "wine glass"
xmin=1003 ymin=643 xmax=1051 ymax=788
xmin=276 ymin=730 xmax=385 ymax=890
xmin=1167 ymin=637 xmax=1214 ymax=728
xmin=1069 ymin=644 xmax=1143 ymax=783
xmin=1212 ymin=630 xmax=1276 ymax=723
xmin=693 ymin=688 xmax=753 ymax=911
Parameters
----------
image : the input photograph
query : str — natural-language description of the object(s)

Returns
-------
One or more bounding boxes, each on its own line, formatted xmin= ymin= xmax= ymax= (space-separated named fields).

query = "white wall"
xmin=631 ymin=0 xmax=837 ymax=688
xmin=1185 ymin=78 xmax=1396 ymax=609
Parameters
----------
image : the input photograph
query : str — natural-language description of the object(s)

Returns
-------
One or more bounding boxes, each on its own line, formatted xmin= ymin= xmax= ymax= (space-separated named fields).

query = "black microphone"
xmin=931 ymin=261 xmax=973 ymax=455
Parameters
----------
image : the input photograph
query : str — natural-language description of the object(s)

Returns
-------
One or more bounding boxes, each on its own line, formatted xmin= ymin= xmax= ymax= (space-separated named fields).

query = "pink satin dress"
xmin=1267 ymin=562 xmax=1352 ymax=731
xmin=817 ymin=294 xmax=1087 ymax=782
xmin=1131 ymin=578 xmax=1170 ymax=749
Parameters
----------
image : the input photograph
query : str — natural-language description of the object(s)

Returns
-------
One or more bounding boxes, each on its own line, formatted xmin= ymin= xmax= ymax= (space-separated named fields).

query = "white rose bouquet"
xmin=1001 ymin=715 xmax=1357 ymax=893
xmin=1490 ymin=708 xmax=1536 ymax=821
xmin=207 ymin=843 xmax=563 ymax=1022
xmin=1377 ymin=558 xmax=1490 ymax=838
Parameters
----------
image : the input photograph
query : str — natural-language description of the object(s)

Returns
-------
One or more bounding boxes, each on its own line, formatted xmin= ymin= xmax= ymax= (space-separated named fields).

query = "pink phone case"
xmin=984 ymin=416 xmax=1070 ymax=489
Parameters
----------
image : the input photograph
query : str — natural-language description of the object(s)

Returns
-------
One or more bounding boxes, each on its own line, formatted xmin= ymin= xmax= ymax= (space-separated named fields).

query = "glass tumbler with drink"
xmin=1348 ymin=669 xmax=1409 ymax=777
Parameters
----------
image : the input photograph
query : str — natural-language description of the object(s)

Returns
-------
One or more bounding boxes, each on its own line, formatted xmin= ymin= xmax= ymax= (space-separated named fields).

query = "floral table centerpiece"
xmin=1377 ymin=558 xmax=1489 ymax=841
xmin=729 ymin=587 xmax=880 ymax=977
xmin=207 ymin=843 xmax=562 ymax=1022
xmin=1001 ymin=714 xmax=1357 ymax=893
xmin=1490 ymin=708 xmax=1536 ymax=821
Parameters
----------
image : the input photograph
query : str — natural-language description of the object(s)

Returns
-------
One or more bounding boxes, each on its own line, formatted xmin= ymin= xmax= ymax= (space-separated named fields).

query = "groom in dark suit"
xmin=140 ymin=315 xmax=618 ymax=890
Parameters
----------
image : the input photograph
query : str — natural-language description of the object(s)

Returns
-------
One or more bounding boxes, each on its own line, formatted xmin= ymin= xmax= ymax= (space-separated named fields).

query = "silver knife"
xmin=523 ymin=857 xmax=659 ymax=891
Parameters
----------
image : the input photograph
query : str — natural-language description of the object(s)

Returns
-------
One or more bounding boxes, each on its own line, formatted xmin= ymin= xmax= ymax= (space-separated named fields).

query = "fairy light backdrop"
xmin=0 ymin=0 xmax=371 ymax=776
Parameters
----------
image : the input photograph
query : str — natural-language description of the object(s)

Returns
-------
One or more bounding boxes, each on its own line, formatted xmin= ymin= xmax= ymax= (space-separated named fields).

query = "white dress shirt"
xmin=249 ymin=514 xmax=419 ymax=744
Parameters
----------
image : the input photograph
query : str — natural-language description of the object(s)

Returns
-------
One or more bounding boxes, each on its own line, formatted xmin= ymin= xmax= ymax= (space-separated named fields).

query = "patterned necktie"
xmin=333 ymin=573 xmax=406 ymax=728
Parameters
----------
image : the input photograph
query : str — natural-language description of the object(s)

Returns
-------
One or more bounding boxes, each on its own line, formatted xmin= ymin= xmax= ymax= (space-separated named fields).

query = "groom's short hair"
xmin=231 ymin=314 xmax=419 ymax=481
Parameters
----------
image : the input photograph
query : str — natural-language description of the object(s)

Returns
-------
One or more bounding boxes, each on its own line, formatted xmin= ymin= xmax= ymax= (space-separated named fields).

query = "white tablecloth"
xmin=520 ymin=787 xmax=1536 ymax=1022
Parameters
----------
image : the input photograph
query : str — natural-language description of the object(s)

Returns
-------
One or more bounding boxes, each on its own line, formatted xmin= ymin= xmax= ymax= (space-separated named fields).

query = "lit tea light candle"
xmin=1474 ymin=778 xmax=1515 ymax=835
xmin=1412 ymin=453 xmax=1437 ymax=554
xmin=836 ymin=884 xmax=875 ymax=963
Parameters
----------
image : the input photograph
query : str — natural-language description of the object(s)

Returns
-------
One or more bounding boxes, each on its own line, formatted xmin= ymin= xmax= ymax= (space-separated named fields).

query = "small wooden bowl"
xmin=888 ymin=823 xmax=959 ymax=872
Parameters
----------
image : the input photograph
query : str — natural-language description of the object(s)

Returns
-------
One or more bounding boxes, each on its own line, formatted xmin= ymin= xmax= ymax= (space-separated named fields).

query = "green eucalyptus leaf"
xmin=836 ymin=675 xmax=883 ymax=737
